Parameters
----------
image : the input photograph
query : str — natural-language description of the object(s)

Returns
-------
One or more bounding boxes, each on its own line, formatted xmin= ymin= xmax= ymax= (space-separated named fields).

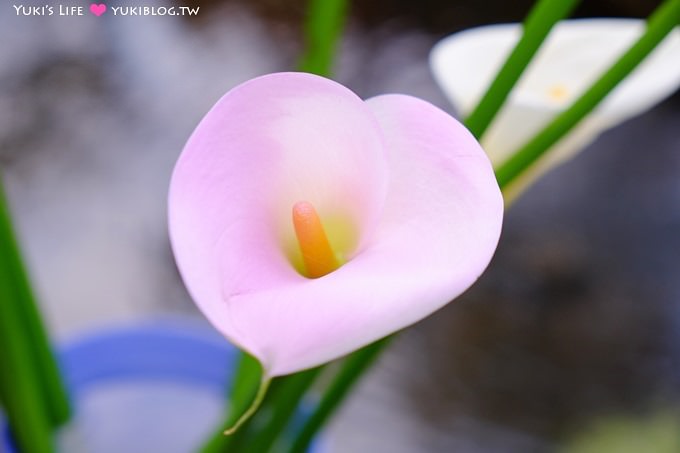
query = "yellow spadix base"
xmin=292 ymin=201 xmax=340 ymax=278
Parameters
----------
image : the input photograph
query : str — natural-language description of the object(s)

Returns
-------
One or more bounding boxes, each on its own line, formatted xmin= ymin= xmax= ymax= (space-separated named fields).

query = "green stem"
xmin=495 ymin=0 xmax=680 ymax=188
xmin=0 ymin=180 xmax=64 ymax=452
xmin=200 ymin=352 xmax=263 ymax=452
xmin=224 ymin=376 xmax=271 ymax=436
xmin=0 ymin=284 xmax=54 ymax=453
xmin=464 ymin=0 xmax=581 ymax=139
xmin=287 ymin=337 xmax=392 ymax=453
xmin=247 ymin=367 xmax=324 ymax=453
xmin=1 ymin=185 xmax=72 ymax=429
xmin=201 ymin=354 xmax=321 ymax=453
xmin=297 ymin=0 xmax=349 ymax=76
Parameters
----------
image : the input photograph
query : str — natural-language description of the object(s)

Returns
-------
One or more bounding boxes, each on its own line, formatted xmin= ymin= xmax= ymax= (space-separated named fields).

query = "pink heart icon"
xmin=90 ymin=3 xmax=106 ymax=16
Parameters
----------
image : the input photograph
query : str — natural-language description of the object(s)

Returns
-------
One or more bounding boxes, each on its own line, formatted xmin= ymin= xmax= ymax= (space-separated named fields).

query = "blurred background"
xmin=1 ymin=0 xmax=679 ymax=451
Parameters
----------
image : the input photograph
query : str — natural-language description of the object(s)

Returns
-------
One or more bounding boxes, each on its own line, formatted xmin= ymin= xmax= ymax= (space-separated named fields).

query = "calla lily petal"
xmin=170 ymin=73 xmax=388 ymax=346
xmin=431 ymin=19 xmax=680 ymax=199
xmin=169 ymin=73 xmax=503 ymax=376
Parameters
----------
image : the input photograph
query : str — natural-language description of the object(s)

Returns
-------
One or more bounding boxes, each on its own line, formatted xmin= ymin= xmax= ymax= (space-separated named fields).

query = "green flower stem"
xmin=495 ymin=0 xmax=680 ymax=188
xmin=297 ymin=0 xmax=348 ymax=76
xmin=218 ymin=375 xmax=293 ymax=453
xmin=202 ymin=363 xmax=322 ymax=453
xmin=0 ymin=276 xmax=54 ymax=453
xmin=0 ymin=182 xmax=70 ymax=427
xmin=287 ymin=336 xmax=392 ymax=453
xmin=247 ymin=366 xmax=324 ymax=453
xmin=464 ymin=0 xmax=581 ymax=139
xmin=0 ymin=179 xmax=70 ymax=452
xmin=223 ymin=377 xmax=272 ymax=437
xmin=200 ymin=352 xmax=262 ymax=452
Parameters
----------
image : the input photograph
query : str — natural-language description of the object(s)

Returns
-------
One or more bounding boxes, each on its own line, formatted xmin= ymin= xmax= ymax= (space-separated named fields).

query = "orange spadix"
xmin=292 ymin=201 xmax=339 ymax=278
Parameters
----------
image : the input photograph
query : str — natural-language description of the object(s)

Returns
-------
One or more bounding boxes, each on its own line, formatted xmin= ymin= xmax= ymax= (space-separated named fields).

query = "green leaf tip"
xmin=223 ymin=376 xmax=271 ymax=436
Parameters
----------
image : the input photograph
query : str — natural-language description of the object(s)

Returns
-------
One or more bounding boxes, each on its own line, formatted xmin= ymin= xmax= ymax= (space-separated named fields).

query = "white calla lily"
xmin=431 ymin=19 xmax=680 ymax=200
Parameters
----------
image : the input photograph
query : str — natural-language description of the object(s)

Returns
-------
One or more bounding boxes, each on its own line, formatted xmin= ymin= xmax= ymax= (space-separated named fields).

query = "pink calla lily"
xmin=168 ymin=72 xmax=503 ymax=377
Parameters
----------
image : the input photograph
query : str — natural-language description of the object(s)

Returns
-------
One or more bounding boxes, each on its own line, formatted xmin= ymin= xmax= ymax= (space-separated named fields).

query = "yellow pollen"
xmin=292 ymin=201 xmax=339 ymax=278
xmin=547 ymin=84 xmax=569 ymax=102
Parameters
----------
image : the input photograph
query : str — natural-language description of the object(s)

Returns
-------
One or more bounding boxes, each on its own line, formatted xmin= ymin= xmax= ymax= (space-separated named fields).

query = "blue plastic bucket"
xmin=2 ymin=320 xmax=323 ymax=452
